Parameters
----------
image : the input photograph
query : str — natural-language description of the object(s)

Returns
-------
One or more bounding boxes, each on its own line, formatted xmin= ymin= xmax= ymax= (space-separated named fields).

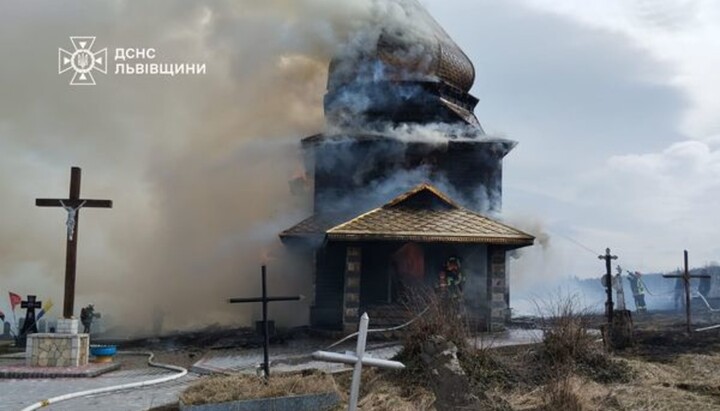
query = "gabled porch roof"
xmin=280 ymin=184 xmax=534 ymax=247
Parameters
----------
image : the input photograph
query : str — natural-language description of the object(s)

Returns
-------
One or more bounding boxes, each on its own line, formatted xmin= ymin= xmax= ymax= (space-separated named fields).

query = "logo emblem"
xmin=58 ymin=37 xmax=107 ymax=85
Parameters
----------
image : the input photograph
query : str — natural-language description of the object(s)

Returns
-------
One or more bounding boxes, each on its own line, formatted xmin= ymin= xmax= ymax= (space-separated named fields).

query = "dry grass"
xmin=400 ymin=286 xmax=471 ymax=352
xmin=540 ymin=374 xmax=584 ymax=411
xmin=331 ymin=367 xmax=437 ymax=411
xmin=533 ymin=292 xmax=634 ymax=386
xmin=180 ymin=371 xmax=338 ymax=406
xmin=600 ymin=356 xmax=720 ymax=411
xmin=357 ymin=379 xmax=435 ymax=411
xmin=395 ymin=286 xmax=472 ymax=386
xmin=395 ymin=287 xmax=517 ymax=410
xmin=535 ymin=292 xmax=596 ymax=368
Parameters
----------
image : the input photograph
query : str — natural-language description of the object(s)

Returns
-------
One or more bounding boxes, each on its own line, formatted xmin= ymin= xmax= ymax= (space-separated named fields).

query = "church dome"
xmin=325 ymin=0 xmax=481 ymax=128
xmin=374 ymin=29 xmax=475 ymax=92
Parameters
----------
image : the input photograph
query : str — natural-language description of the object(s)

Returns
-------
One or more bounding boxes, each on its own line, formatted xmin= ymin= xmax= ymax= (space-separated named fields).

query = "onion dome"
xmin=324 ymin=0 xmax=482 ymax=130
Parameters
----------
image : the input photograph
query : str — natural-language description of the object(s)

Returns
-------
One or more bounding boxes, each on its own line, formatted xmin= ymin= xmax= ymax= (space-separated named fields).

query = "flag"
xmin=8 ymin=292 xmax=21 ymax=311
xmin=37 ymin=299 xmax=54 ymax=321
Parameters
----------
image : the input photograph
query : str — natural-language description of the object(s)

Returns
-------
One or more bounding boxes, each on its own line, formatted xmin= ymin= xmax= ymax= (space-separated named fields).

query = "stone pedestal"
xmin=26 ymin=319 xmax=89 ymax=367
xmin=602 ymin=309 xmax=634 ymax=350
xmin=56 ymin=318 xmax=80 ymax=334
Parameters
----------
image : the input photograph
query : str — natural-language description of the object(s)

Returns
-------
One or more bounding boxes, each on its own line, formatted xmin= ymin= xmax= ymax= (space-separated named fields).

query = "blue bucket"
xmin=90 ymin=345 xmax=117 ymax=357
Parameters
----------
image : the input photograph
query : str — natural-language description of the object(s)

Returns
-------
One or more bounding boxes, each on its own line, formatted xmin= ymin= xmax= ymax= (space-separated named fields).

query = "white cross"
xmin=312 ymin=313 xmax=405 ymax=411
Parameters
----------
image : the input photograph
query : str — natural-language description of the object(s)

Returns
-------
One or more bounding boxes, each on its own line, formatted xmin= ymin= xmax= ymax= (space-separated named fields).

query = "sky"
xmin=420 ymin=0 xmax=720 ymax=288
xmin=0 ymin=0 xmax=718 ymax=330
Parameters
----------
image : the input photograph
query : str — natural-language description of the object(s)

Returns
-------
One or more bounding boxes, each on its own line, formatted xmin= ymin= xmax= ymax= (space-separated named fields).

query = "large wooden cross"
xmin=36 ymin=167 xmax=112 ymax=319
xmin=663 ymin=250 xmax=710 ymax=334
xmin=228 ymin=265 xmax=303 ymax=378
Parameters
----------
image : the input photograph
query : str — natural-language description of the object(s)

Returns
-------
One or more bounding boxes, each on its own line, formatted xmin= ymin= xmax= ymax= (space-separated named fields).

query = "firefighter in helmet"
xmin=438 ymin=256 xmax=465 ymax=296
xmin=627 ymin=271 xmax=647 ymax=313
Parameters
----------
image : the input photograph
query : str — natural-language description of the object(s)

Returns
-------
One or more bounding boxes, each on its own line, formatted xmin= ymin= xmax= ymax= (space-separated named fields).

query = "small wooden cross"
xmin=20 ymin=295 xmax=42 ymax=336
xmin=36 ymin=167 xmax=112 ymax=319
xmin=227 ymin=265 xmax=303 ymax=378
xmin=599 ymin=248 xmax=618 ymax=322
xmin=313 ymin=313 xmax=405 ymax=411
xmin=663 ymin=250 xmax=710 ymax=334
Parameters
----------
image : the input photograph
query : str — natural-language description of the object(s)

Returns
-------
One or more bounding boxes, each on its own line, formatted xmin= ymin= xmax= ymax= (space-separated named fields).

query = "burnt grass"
xmin=616 ymin=310 xmax=720 ymax=363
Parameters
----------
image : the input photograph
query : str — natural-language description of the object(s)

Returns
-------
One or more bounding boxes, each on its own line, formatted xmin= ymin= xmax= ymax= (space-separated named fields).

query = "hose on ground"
xmin=324 ymin=306 xmax=429 ymax=350
xmin=19 ymin=351 xmax=187 ymax=411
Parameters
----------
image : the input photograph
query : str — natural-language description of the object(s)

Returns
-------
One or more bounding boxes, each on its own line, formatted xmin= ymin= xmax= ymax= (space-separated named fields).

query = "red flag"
xmin=9 ymin=292 xmax=21 ymax=311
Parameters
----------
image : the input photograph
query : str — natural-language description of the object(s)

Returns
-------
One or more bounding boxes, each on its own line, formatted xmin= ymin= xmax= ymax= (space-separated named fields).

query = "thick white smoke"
xmin=2 ymin=0 xmax=500 ymax=336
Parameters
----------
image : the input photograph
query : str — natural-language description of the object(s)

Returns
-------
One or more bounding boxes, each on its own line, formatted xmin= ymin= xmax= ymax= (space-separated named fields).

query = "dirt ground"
xmin=342 ymin=310 xmax=720 ymax=410
xmin=142 ymin=310 xmax=720 ymax=410
xmin=479 ymin=311 xmax=720 ymax=411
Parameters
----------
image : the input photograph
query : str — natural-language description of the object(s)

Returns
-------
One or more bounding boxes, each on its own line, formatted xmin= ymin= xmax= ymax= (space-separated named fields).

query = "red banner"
xmin=9 ymin=292 xmax=22 ymax=311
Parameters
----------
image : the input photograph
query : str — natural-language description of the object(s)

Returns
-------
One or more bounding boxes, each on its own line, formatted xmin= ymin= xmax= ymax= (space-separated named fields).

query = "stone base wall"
xmin=26 ymin=333 xmax=89 ymax=367
xmin=488 ymin=248 xmax=508 ymax=332
xmin=342 ymin=246 xmax=362 ymax=333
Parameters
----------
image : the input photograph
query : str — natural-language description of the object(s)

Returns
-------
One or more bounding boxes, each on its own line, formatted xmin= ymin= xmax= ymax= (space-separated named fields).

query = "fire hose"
xmin=324 ymin=306 xmax=430 ymax=350
xmin=692 ymin=291 xmax=720 ymax=312
xmin=637 ymin=277 xmax=675 ymax=297
xmin=690 ymin=292 xmax=720 ymax=331
xmin=19 ymin=351 xmax=187 ymax=411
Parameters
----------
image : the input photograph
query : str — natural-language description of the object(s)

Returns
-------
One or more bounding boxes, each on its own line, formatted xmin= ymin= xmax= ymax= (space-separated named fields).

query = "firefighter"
xmin=438 ymin=256 xmax=464 ymax=296
xmin=80 ymin=304 xmax=96 ymax=334
xmin=626 ymin=271 xmax=647 ymax=313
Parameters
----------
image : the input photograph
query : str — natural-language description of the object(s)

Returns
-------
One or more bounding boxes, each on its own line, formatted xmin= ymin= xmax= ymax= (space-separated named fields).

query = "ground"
xmin=460 ymin=311 xmax=720 ymax=411
xmin=1 ymin=311 xmax=720 ymax=410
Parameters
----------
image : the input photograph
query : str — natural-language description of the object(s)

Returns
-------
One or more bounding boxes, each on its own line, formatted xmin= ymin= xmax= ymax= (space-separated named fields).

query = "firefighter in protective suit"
xmin=438 ymin=256 xmax=465 ymax=297
xmin=627 ymin=271 xmax=647 ymax=313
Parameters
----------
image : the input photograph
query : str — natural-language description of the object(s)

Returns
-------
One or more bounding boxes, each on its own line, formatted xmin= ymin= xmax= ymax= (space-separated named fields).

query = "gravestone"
xmin=17 ymin=295 xmax=42 ymax=348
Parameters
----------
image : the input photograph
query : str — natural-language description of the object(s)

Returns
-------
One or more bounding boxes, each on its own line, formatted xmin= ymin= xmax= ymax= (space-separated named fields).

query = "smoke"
xmin=1 ymin=0 xmax=541 ymax=335
xmin=0 ymin=0 xmax=450 ymax=336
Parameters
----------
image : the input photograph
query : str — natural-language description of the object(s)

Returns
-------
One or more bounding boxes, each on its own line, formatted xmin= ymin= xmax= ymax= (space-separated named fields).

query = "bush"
xmin=541 ymin=374 xmax=584 ymax=411
xmin=534 ymin=292 xmax=634 ymax=384
xmin=535 ymin=292 xmax=596 ymax=368
xmin=399 ymin=286 xmax=471 ymax=356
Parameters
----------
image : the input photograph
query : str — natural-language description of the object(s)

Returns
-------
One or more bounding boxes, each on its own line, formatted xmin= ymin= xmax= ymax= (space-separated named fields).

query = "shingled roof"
xmin=280 ymin=184 xmax=534 ymax=247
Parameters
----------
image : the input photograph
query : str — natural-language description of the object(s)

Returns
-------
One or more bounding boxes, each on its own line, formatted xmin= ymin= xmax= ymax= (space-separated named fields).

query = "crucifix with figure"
xmin=228 ymin=265 xmax=303 ymax=378
xmin=36 ymin=167 xmax=112 ymax=319
xmin=663 ymin=250 xmax=710 ymax=334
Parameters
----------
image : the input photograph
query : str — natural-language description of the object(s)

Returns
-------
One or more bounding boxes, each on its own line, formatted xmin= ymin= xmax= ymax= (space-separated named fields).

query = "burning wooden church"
xmin=281 ymin=0 xmax=534 ymax=332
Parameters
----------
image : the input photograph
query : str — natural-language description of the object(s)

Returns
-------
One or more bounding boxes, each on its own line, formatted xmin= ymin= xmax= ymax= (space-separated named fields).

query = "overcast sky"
xmin=422 ymin=0 xmax=720 ymax=285
xmin=0 ymin=0 xmax=718 ymax=326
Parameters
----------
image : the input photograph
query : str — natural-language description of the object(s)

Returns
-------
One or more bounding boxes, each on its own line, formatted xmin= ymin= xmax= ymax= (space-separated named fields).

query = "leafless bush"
xmin=533 ymin=291 xmax=633 ymax=385
xmin=541 ymin=374 xmax=584 ymax=411
xmin=397 ymin=287 xmax=516 ymax=392
xmin=400 ymin=285 xmax=471 ymax=355
xmin=534 ymin=291 xmax=596 ymax=370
